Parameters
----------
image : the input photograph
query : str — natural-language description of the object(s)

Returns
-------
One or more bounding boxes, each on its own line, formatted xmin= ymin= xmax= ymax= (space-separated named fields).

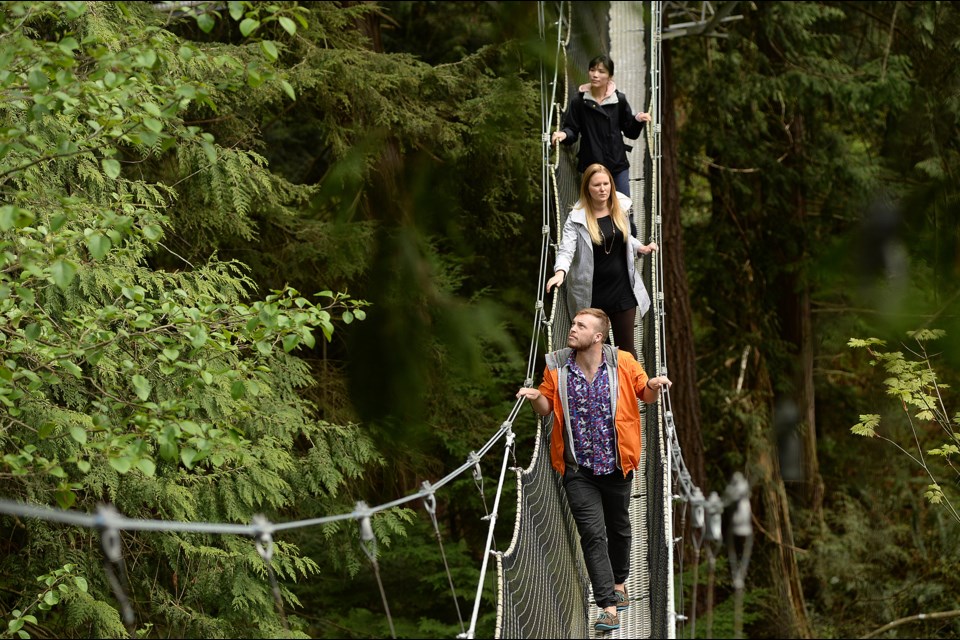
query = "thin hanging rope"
xmin=422 ymin=483 xmax=466 ymax=635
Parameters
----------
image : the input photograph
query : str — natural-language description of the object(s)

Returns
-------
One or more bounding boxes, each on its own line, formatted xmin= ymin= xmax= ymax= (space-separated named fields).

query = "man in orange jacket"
xmin=517 ymin=307 xmax=671 ymax=633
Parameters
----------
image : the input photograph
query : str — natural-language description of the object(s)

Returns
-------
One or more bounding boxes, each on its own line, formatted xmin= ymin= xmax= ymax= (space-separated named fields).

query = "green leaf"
xmin=28 ymin=68 xmax=48 ymax=91
xmin=301 ymin=327 xmax=315 ymax=348
xmin=76 ymin=460 xmax=90 ymax=473
xmin=0 ymin=205 xmax=35 ymax=231
xmin=141 ymin=101 xmax=162 ymax=117
xmin=87 ymin=233 xmax=111 ymax=259
xmin=61 ymin=360 xmax=82 ymax=378
xmin=200 ymin=140 xmax=217 ymax=164
xmin=50 ymin=259 xmax=77 ymax=290
xmin=136 ymin=50 xmax=157 ymax=68
xmin=189 ymin=326 xmax=207 ymax=348
xmin=63 ymin=1 xmax=86 ymax=19
xmin=143 ymin=117 xmax=163 ymax=133
xmin=73 ymin=576 xmax=88 ymax=593
xmin=851 ymin=414 xmax=880 ymax=438
xmin=261 ymin=40 xmax=278 ymax=61
xmin=68 ymin=426 xmax=87 ymax=444
xmin=196 ymin=12 xmax=215 ymax=33
xmin=102 ymin=158 xmax=121 ymax=179
xmin=180 ymin=447 xmax=198 ymax=469
xmin=143 ymin=224 xmax=163 ymax=241
xmin=228 ymin=1 xmax=245 ymax=21
xmin=282 ymin=333 xmax=299 ymax=352
xmin=159 ymin=439 xmax=178 ymax=462
xmin=342 ymin=310 xmax=354 ymax=324
xmin=54 ymin=488 xmax=75 ymax=509
xmin=136 ymin=458 xmax=156 ymax=477
xmin=278 ymin=16 xmax=296 ymax=35
xmin=230 ymin=379 xmax=246 ymax=399
xmin=58 ymin=36 xmax=79 ymax=56
xmin=131 ymin=374 xmax=151 ymax=401
xmin=281 ymin=79 xmax=295 ymax=100
xmin=175 ymin=83 xmax=196 ymax=100
xmin=24 ymin=323 xmax=41 ymax=341
xmin=239 ymin=18 xmax=260 ymax=37
xmin=108 ymin=457 xmax=132 ymax=474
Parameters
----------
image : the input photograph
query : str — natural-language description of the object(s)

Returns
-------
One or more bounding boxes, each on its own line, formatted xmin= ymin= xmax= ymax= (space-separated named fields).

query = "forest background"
xmin=0 ymin=1 xmax=959 ymax=638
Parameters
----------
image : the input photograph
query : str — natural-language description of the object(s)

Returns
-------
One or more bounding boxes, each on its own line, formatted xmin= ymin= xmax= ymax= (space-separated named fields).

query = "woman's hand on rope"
xmin=551 ymin=131 xmax=567 ymax=145
xmin=638 ymin=241 xmax=658 ymax=255
xmin=545 ymin=271 xmax=565 ymax=293
xmin=636 ymin=111 xmax=652 ymax=123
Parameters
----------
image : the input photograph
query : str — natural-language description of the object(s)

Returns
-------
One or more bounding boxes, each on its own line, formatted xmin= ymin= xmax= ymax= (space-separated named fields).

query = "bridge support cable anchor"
xmin=725 ymin=472 xmax=754 ymax=640
xmin=687 ymin=487 xmax=706 ymax=638
xmin=703 ymin=491 xmax=724 ymax=640
xmin=421 ymin=482 xmax=466 ymax=636
xmin=251 ymin=514 xmax=289 ymax=632
xmin=467 ymin=451 xmax=491 ymax=521
xmin=95 ymin=505 xmax=136 ymax=640
xmin=356 ymin=501 xmax=397 ymax=639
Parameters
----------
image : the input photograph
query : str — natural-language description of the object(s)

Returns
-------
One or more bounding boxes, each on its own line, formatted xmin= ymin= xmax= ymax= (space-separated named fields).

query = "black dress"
xmin=590 ymin=216 xmax=637 ymax=314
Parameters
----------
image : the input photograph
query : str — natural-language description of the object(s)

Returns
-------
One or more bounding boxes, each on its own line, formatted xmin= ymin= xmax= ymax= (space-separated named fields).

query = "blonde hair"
xmin=579 ymin=164 xmax=630 ymax=245
xmin=575 ymin=307 xmax=611 ymax=338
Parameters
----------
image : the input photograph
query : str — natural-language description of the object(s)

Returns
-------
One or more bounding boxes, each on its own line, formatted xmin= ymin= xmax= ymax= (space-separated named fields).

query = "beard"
xmin=567 ymin=333 xmax=592 ymax=351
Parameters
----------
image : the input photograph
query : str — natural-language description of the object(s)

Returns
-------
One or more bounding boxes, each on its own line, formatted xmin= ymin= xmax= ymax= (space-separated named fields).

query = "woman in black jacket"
xmin=551 ymin=54 xmax=651 ymax=200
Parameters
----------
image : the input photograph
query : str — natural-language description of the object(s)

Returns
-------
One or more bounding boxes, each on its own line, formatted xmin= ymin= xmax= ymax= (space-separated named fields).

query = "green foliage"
xmin=674 ymin=1 xmax=960 ymax=637
xmin=0 ymin=2 xmax=382 ymax=637
xmin=675 ymin=554 xmax=768 ymax=639
xmin=804 ymin=492 xmax=960 ymax=639
xmin=849 ymin=331 xmax=959 ymax=521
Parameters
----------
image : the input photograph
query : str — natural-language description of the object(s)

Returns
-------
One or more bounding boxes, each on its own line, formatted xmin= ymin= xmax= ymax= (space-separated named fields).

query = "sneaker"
xmin=614 ymin=586 xmax=630 ymax=611
xmin=595 ymin=610 xmax=620 ymax=632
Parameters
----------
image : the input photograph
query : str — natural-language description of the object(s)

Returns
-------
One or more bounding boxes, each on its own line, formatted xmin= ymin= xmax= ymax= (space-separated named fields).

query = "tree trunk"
xmin=775 ymin=113 xmax=825 ymax=520
xmin=661 ymin=41 xmax=706 ymax=489
xmin=751 ymin=358 xmax=813 ymax=639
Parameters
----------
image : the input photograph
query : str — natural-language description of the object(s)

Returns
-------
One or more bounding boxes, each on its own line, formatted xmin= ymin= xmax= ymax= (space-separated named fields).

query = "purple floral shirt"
xmin=566 ymin=351 xmax=617 ymax=474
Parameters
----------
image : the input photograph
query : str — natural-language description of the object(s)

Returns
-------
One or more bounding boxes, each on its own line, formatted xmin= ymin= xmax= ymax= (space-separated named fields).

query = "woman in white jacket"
xmin=546 ymin=163 xmax=657 ymax=359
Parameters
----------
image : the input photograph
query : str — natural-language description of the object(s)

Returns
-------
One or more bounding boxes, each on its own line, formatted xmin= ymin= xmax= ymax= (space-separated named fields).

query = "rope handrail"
xmin=0 ymin=414 xmax=519 ymax=537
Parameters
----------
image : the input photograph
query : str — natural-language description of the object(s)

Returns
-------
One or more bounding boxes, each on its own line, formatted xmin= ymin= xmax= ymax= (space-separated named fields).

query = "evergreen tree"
xmin=0 ymin=2 xmax=387 ymax=637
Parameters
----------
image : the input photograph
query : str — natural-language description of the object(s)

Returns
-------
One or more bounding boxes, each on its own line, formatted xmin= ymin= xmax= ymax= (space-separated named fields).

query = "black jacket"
xmin=559 ymin=90 xmax=645 ymax=175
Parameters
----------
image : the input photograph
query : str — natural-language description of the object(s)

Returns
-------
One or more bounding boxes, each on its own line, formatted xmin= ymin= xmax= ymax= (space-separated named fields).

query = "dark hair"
xmin=588 ymin=54 xmax=614 ymax=76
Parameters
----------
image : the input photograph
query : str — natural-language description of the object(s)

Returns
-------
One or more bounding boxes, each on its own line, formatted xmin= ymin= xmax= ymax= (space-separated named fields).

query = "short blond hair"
xmin=575 ymin=308 xmax=611 ymax=338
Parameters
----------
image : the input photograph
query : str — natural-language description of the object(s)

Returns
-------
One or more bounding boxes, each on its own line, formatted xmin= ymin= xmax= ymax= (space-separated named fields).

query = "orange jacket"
xmin=538 ymin=345 xmax=655 ymax=478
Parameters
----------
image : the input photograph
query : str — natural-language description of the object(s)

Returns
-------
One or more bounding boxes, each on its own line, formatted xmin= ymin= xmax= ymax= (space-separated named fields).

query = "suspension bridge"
xmin=0 ymin=2 xmax=753 ymax=638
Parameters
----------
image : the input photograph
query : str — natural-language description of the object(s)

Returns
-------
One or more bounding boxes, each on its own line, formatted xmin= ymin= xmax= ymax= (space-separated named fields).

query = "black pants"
xmin=563 ymin=467 xmax=633 ymax=609
xmin=608 ymin=307 xmax=637 ymax=360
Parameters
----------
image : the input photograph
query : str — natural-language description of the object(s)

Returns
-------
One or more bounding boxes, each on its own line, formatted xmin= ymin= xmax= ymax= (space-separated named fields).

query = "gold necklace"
xmin=598 ymin=218 xmax=615 ymax=255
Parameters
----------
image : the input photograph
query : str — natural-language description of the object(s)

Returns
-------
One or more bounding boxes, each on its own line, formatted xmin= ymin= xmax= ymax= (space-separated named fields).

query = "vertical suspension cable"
xmin=464 ymin=430 xmax=517 ymax=639
xmin=544 ymin=0 xmax=572 ymax=354
xmin=644 ymin=2 xmax=679 ymax=637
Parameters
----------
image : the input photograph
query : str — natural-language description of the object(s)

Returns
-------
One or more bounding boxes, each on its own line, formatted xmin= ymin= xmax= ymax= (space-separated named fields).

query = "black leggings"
xmin=607 ymin=307 xmax=637 ymax=360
